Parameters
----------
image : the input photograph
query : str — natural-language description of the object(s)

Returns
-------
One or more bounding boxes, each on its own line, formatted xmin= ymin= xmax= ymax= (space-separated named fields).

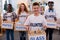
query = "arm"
xmin=24 ymin=16 xmax=30 ymax=30
xmin=3 ymin=13 xmax=7 ymax=21
xmin=12 ymin=12 xmax=17 ymax=22
xmin=43 ymin=16 xmax=47 ymax=29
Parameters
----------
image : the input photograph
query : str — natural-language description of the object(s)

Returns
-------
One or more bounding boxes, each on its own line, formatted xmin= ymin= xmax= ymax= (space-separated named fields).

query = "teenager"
xmin=44 ymin=1 xmax=57 ymax=40
xmin=17 ymin=3 xmax=29 ymax=40
xmin=3 ymin=4 xmax=17 ymax=40
xmin=24 ymin=2 xmax=46 ymax=35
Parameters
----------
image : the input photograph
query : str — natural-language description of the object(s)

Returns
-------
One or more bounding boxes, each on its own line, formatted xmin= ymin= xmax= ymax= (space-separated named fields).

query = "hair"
xmin=48 ymin=1 xmax=54 ymax=4
xmin=7 ymin=4 xmax=13 ymax=12
xmin=33 ymin=2 xmax=39 ymax=6
xmin=18 ymin=3 xmax=28 ymax=15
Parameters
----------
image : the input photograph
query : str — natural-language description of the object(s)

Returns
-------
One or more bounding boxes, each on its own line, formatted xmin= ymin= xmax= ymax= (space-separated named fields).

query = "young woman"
xmin=3 ymin=4 xmax=17 ymax=40
xmin=17 ymin=3 xmax=29 ymax=40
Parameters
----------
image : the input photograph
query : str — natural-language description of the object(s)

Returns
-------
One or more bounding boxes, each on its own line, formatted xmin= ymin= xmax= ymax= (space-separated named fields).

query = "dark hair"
xmin=7 ymin=4 xmax=13 ymax=12
xmin=33 ymin=2 xmax=39 ymax=6
xmin=18 ymin=3 xmax=28 ymax=15
xmin=48 ymin=1 xmax=54 ymax=4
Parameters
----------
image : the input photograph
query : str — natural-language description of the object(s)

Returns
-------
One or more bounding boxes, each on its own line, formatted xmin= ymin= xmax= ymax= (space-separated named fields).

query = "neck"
xmin=34 ymin=13 xmax=39 ymax=16
xmin=49 ymin=8 xmax=53 ymax=10
xmin=21 ymin=10 xmax=24 ymax=12
xmin=7 ymin=11 xmax=12 ymax=13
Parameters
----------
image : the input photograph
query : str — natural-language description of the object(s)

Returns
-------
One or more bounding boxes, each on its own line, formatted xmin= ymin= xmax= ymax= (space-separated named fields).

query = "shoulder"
xmin=53 ymin=9 xmax=56 ymax=12
xmin=3 ymin=12 xmax=7 ymax=15
xmin=12 ymin=12 xmax=16 ymax=14
xmin=11 ymin=12 xmax=16 ymax=15
xmin=40 ymin=15 xmax=44 ymax=18
xmin=27 ymin=14 xmax=34 ymax=18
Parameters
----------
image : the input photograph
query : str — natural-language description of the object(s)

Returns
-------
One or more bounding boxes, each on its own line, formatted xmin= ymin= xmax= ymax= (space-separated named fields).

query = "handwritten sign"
xmin=1 ymin=21 xmax=13 ymax=29
xmin=15 ymin=22 xmax=26 ymax=31
xmin=29 ymin=35 xmax=46 ymax=40
xmin=28 ymin=26 xmax=46 ymax=40
xmin=46 ymin=19 xmax=57 ymax=29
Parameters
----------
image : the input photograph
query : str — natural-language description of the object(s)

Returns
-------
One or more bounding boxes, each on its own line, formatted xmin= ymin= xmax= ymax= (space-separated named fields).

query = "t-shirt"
xmin=44 ymin=9 xmax=57 ymax=28
xmin=6 ymin=13 xmax=12 ymax=21
xmin=3 ymin=12 xmax=17 ymax=22
xmin=44 ymin=9 xmax=56 ymax=21
xmin=18 ymin=12 xmax=28 ymax=24
xmin=24 ymin=14 xmax=46 ymax=28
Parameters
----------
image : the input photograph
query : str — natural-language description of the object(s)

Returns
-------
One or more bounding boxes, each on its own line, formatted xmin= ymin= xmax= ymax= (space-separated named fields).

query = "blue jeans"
xmin=19 ymin=31 xmax=27 ymax=40
xmin=6 ymin=29 xmax=14 ymax=40
xmin=45 ymin=28 xmax=54 ymax=40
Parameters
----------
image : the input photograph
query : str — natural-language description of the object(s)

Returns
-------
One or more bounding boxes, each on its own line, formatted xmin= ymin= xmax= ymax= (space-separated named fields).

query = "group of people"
xmin=2 ymin=1 xmax=57 ymax=40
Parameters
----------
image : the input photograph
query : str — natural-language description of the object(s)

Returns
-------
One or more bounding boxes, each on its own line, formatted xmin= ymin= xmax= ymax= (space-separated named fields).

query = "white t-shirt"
xmin=5 ymin=13 xmax=12 ymax=21
xmin=24 ymin=14 xmax=46 ymax=27
xmin=44 ymin=9 xmax=57 ymax=28
xmin=18 ymin=12 xmax=28 ymax=24
xmin=44 ymin=9 xmax=56 ymax=21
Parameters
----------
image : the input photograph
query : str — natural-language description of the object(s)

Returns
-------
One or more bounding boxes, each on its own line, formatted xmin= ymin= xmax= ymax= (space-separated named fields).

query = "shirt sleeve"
xmin=54 ymin=10 xmax=57 ymax=21
xmin=3 ymin=13 xmax=7 ymax=21
xmin=44 ymin=10 xmax=47 ymax=19
xmin=42 ymin=16 xmax=47 ymax=26
xmin=24 ymin=16 xmax=30 ymax=25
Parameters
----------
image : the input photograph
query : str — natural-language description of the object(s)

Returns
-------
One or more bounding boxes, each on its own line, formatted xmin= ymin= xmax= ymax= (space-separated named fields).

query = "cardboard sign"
xmin=29 ymin=35 xmax=46 ymax=40
xmin=47 ymin=22 xmax=56 ymax=29
xmin=1 ymin=21 xmax=13 ymax=29
xmin=46 ymin=19 xmax=57 ymax=29
xmin=28 ymin=30 xmax=46 ymax=40
xmin=28 ymin=26 xmax=46 ymax=40
xmin=15 ymin=22 xmax=26 ymax=31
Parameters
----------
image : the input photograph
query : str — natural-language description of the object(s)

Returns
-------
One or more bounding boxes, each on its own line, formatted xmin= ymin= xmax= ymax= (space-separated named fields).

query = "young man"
xmin=44 ymin=1 xmax=57 ymax=40
xmin=24 ymin=2 xmax=46 ymax=33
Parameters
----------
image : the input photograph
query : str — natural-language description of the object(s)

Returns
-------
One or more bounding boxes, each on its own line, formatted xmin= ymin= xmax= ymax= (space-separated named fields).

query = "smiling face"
xmin=32 ymin=2 xmax=40 ymax=14
xmin=7 ymin=4 xmax=12 ymax=12
xmin=32 ymin=5 xmax=40 ymax=14
xmin=48 ymin=1 xmax=54 ymax=9
xmin=20 ymin=4 xmax=25 ymax=11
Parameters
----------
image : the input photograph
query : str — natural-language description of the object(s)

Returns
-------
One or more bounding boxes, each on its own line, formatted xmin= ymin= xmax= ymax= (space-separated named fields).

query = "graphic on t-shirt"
xmin=30 ymin=23 xmax=43 ymax=27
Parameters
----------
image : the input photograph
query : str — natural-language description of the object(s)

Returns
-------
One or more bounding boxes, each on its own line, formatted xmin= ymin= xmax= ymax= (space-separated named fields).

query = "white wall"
xmin=54 ymin=0 xmax=60 ymax=18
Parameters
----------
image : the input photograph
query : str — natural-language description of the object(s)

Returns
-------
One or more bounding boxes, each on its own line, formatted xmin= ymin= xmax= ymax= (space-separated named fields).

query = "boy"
xmin=24 ymin=2 xmax=46 ymax=33
xmin=44 ymin=1 xmax=57 ymax=40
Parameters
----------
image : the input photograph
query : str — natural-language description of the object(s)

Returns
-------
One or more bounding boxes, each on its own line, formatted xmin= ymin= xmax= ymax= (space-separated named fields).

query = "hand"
xmin=25 ymin=26 xmax=29 ymax=31
xmin=43 ymin=25 xmax=47 ymax=30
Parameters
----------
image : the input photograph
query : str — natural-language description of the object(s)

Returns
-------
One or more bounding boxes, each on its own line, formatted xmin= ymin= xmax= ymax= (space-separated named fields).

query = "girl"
xmin=17 ymin=3 xmax=29 ymax=40
xmin=3 ymin=4 xmax=17 ymax=40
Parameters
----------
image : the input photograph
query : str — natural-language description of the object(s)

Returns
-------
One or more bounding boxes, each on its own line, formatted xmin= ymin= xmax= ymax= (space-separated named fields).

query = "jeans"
xmin=45 ymin=28 xmax=54 ymax=40
xmin=19 ymin=31 xmax=27 ymax=40
xmin=6 ymin=29 xmax=14 ymax=40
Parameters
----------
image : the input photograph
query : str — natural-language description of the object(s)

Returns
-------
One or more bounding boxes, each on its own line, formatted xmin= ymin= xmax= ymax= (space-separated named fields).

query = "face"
xmin=32 ymin=5 xmax=40 ymax=14
xmin=48 ymin=3 xmax=54 ymax=9
xmin=7 ymin=5 xmax=11 ymax=11
xmin=21 ymin=4 xmax=25 ymax=11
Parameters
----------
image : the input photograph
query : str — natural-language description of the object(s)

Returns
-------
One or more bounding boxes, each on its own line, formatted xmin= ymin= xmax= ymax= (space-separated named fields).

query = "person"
xmin=3 ymin=4 xmax=17 ymax=40
xmin=17 ymin=3 xmax=29 ymax=40
xmin=44 ymin=1 xmax=57 ymax=40
xmin=40 ymin=6 xmax=45 ymax=15
xmin=24 ymin=2 xmax=46 ymax=36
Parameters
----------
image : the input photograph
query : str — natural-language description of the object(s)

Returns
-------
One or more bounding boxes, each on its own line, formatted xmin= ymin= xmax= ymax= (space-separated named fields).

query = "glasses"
xmin=48 ymin=4 xmax=54 ymax=6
